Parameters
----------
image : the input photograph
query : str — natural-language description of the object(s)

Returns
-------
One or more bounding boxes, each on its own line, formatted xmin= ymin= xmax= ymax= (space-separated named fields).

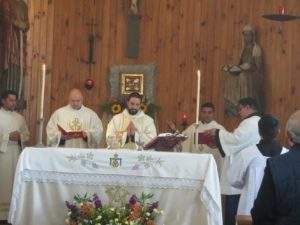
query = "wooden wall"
xmin=24 ymin=0 xmax=54 ymax=144
xmin=24 ymin=0 xmax=300 ymax=144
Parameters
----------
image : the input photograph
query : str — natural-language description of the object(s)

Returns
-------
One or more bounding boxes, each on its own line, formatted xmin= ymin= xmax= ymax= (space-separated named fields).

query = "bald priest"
xmin=46 ymin=89 xmax=103 ymax=148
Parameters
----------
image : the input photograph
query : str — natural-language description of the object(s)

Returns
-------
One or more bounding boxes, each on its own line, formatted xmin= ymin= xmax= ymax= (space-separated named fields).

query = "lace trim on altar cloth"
xmin=21 ymin=169 xmax=203 ymax=190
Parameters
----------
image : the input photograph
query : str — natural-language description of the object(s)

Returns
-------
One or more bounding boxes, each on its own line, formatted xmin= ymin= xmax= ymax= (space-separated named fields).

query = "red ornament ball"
xmin=84 ymin=78 xmax=94 ymax=90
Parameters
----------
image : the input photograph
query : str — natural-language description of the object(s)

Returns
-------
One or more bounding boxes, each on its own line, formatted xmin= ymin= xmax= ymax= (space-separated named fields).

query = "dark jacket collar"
xmin=290 ymin=143 xmax=300 ymax=151
xmin=257 ymin=140 xmax=282 ymax=157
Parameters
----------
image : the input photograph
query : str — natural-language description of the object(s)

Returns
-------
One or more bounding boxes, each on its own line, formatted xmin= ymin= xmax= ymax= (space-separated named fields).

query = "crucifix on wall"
xmin=126 ymin=0 xmax=140 ymax=58
xmin=81 ymin=0 xmax=98 ymax=76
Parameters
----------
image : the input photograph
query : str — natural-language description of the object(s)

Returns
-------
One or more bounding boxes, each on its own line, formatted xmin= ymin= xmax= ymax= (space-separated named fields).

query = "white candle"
xmin=196 ymin=69 xmax=201 ymax=124
xmin=40 ymin=64 xmax=46 ymax=119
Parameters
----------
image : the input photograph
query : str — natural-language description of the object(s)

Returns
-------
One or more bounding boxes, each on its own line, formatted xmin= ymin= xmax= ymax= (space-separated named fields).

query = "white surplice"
xmin=46 ymin=105 xmax=103 ymax=148
xmin=218 ymin=115 xmax=260 ymax=195
xmin=106 ymin=109 xmax=157 ymax=147
xmin=228 ymin=145 xmax=288 ymax=215
xmin=181 ymin=121 xmax=225 ymax=176
xmin=218 ymin=115 xmax=261 ymax=156
xmin=0 ymin=108 xmax=29 ymax=220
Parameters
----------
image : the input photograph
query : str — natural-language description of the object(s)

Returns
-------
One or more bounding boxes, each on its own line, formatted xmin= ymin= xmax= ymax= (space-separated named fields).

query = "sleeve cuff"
xmin=215 ymin=129 xmax=225 ymax=157
xmin=0 ymin=134 xmax=9 ymax=153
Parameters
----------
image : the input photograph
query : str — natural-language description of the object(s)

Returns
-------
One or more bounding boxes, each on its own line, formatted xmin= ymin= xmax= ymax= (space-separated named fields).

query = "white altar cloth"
xmin=8 ymin=147 xmax=222 ymax=225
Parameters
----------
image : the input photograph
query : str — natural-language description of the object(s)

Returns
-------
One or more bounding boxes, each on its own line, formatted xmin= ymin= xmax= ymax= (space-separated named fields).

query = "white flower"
xmin=110 ymin=207 xmax=115 ymax=211
xmin=96 ymin=215 xmax=102 ymax=220
xmin=65 ymin=218 xmax=70 ymax=224
xmin=146 ymin=212 xmax=151 ymax=216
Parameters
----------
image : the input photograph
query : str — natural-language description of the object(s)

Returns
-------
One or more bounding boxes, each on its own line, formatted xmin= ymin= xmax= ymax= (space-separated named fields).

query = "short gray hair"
xmin=286 ymin=110 xmax=300 ymax=144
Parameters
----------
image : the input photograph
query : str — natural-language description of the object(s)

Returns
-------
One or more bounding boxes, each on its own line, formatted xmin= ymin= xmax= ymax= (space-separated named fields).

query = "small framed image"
xmin=121 ymin=73 xmax=144 ymax=95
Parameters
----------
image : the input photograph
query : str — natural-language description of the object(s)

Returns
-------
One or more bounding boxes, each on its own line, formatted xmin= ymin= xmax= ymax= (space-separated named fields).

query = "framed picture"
xmin=121 ymin=73 xmax=144 ymax=95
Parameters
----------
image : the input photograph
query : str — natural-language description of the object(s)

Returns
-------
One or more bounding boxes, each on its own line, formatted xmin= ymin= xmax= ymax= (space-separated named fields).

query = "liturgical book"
xmin=57 ymin=125 xmax=84 ymax=139
xmin=195 ymin=132 xmax=215 ymax=145
xmin=144 ymin=133 xmax=187 ymax=151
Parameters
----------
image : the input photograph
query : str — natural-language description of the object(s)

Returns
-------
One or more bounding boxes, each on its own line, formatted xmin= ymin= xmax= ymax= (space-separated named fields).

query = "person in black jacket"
xmin=251 ymin=110 xmax=300 ymax=225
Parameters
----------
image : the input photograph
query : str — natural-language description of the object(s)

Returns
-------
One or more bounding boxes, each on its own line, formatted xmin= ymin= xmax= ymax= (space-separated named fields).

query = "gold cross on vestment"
xmin=68 ymin=118 xmax=82 ymax=131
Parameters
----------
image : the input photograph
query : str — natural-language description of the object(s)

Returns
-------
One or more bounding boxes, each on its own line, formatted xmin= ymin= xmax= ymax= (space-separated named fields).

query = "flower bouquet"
xmin=100 ymin=98 xmax=160 ymax=118
xmin=65 ymin=193 xmax=162 ymax=225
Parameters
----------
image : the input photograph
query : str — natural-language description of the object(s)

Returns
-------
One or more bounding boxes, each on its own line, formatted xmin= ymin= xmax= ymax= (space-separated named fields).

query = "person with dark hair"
xmin=106 ymin=92 xmax=157 ymax=149
xmin=228 ymin=115 xmax=288 ymax=218
xmin=204 ymin=97 xmax=261 ymax=225
xmin=0 ymin=90 xmax=17 ymax=105
xmin=251 ymin=110 xmax=300 ymax=225
xmin=168 ymin=102 xmax=225 ymax=175
xmin=0 ymin=90 xmax=29 ymax=221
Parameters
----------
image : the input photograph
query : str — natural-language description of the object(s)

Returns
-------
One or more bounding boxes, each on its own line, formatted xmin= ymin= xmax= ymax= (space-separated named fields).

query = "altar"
xmin=8 ymin=147 xmax=222 ymax=225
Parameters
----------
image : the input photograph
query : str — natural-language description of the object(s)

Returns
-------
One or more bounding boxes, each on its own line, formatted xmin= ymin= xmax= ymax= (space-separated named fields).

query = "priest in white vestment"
xmin=205 ymin=97 xmax=261 ymax=225
xmin=168 ymin=102 xmax=225 ymax=176
xmin=46 ymin=89 xmax=103 ymax=148
xmin=0 ymin=90 xmax=29 ymax=220
xmin=106 ymin=92 xmax=157 ymax=149
xmin=228 ymin=115 xmax=288 ymax=216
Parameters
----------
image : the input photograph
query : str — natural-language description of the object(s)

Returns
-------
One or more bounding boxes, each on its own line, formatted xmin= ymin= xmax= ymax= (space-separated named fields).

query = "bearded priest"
xmin=106 ymin=92 xmax=157 ymax=149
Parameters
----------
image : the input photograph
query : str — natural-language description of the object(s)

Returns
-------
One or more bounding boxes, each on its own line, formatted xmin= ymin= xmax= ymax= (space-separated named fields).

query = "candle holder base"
xmin=35 ymin=143 xmax=45 ymax=148
xmin=36 ymin=118 xmax=45 ymax=148
xmin=194 ymin=123 xmax=200 ymax=149
xmin=262 ymin=14 xmax=300 ymax=22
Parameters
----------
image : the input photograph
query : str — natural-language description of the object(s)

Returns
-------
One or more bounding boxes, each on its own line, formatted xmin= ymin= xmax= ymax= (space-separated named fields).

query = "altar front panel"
xmin=9 ymin=148 xmax=222 ymax=225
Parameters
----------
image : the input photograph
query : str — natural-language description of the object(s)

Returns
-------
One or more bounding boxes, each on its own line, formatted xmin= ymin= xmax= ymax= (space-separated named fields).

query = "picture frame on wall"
xmin=121 ymin=73 xmax=144 ymax=95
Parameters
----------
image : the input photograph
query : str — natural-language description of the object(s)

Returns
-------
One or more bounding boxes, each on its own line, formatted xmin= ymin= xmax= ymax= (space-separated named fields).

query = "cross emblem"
xmin=68 ymin=118 xmax=82 ymax=131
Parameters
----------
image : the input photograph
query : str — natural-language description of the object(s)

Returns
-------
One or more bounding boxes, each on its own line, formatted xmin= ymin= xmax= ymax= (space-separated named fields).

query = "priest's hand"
xmin=207 ymin=142 xmax=217 ymax=149
xmin=82 ymin=131 xmax=87 ymax=139
xmin=205 ymin=129 xmax=217 ymax=136
xmin=127 ymin=122 xmax=136 ymax=136
xmin=82 ymin=131 xmax=88 ymax=142
xmin=203 ymin=129 xmax=217 ymax=148
xmin=9 ymin=131 xmax=21 ymax=141
xmin=61 ymin=133 xmax=73 ymax=140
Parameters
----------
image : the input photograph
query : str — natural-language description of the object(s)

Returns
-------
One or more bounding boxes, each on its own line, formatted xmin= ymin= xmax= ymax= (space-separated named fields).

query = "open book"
xmin=57 ymin=125 xmax=84 ymax=139
xmin=195 ymin=132 xmax=215 ymax=145
xmin=143 ymin=133 xmax=187 ymax=151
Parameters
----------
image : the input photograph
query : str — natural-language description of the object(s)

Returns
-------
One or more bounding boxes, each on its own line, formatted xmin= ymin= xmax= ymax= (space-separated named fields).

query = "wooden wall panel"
xmin=24 ymin=0 xmax=54 ymax=144
xmin=25 ymin=0 xmax=300 ymax=144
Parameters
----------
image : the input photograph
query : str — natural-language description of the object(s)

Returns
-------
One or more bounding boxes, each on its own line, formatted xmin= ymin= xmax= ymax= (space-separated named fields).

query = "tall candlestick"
xmin=196 ymin=69 xmax=201 ymax=124
xmin=40 ymin=64 xmax=46 ymax=119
